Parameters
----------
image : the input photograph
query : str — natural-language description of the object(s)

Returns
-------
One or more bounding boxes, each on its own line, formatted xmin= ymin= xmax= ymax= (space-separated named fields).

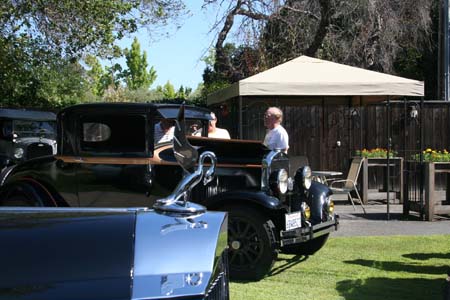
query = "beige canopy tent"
xmin=207 ymin=55 xmax=424 ymax=106
xmin=206 ymin=56 xmax=425 ymax=220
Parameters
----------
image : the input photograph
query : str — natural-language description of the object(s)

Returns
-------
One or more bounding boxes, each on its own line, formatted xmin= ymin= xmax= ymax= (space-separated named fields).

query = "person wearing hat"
xmin=207 ymin=112 xmax=230 ymax=139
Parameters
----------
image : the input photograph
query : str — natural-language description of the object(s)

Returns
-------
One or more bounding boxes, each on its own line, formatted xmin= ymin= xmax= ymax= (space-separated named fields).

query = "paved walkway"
xmin=331 ymin=203 xmax=450 ymax=237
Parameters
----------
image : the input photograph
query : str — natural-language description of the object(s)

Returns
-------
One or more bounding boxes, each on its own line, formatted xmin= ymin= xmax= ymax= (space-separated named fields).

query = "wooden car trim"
xmin=55 ymin=155 xmax=178 ymax=166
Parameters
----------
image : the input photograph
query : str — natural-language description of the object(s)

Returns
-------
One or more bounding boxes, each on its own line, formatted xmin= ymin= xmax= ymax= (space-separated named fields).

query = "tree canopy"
xmin=1 ymin=0 xmax=186 ymax=58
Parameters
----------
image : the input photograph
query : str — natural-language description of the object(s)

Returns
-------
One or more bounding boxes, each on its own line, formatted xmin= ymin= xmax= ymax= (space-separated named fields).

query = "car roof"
xmin=0 ymin=108 xmax=56 ymax=121
xmin=59 ymin=102 xmax=213 ymax=120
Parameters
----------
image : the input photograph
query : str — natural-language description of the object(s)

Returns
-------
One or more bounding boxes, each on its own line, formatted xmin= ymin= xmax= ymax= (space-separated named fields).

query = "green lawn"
xmin=230 ymin=235 xmax=450 ymax=300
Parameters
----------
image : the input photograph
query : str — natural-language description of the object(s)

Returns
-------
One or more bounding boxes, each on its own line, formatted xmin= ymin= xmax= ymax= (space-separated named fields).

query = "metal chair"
xmin=329 ymin=157 xmax=366 ymax=213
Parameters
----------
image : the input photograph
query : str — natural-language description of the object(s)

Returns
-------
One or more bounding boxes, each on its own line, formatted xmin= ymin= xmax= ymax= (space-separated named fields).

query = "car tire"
xmin=281 ymin=233 xmax=329 ymax=256
xmin=0 ymin=182 xmax=46 ymax=207
xmin=223 ymin=205 xmax=278 ymax=281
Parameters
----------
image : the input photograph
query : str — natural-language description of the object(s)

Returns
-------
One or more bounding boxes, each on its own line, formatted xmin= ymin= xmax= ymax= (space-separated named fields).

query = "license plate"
xmin=285 ymin=211 xmax=302 ymax=231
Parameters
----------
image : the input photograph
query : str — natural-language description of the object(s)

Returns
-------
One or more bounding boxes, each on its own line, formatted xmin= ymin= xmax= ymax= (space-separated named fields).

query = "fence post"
xmin=362 ymin=158 xmax=368 ymax=204
xmin=424 ymin=162 xmax=435 ymax=221
xmin=403 ymin=161 xmax=409 ymax=217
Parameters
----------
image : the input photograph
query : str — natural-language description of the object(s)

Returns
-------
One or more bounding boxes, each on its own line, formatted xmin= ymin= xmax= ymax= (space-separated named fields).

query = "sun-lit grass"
xmin=231 ymin=235 xmax=450 ymax=300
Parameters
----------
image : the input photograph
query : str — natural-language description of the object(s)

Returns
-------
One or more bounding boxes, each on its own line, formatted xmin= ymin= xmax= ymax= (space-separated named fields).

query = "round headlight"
xmin=269 ymin=169 xmax=289 ymax=195
xmin=302 ymin=166 xmax=312 ymax=190
xmin=277 ymin=169 xmax=289 ymax=194
xmin=14 ymin=147 xmax=24 ymax=159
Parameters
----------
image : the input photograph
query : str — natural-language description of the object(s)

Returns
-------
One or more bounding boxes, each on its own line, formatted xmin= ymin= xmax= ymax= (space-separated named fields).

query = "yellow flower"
xmin=426 ymin=148 xmax=432 ymax=153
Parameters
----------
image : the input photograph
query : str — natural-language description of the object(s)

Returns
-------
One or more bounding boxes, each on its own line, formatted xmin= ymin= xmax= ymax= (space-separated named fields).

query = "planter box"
xmin=406 ymin=162 xmax=450 ymax=221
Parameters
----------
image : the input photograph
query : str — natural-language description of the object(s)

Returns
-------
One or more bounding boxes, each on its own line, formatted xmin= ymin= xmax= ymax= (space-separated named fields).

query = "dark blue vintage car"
xmin=0 ymin=111 xmax=229 ymax=300
xmin=0 ymin=206 xmax=228 ymax=300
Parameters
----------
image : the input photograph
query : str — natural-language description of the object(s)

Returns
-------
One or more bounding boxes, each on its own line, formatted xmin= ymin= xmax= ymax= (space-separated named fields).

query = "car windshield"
xmin=13 ymin=120 xmax=56 ymax=139
xmin=153 ymin=115 xmax=209 ymax=146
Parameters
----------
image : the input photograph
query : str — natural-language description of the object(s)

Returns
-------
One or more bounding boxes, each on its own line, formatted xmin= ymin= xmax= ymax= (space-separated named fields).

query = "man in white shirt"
xmin=263 ymin=107 xmax=289 ymax=153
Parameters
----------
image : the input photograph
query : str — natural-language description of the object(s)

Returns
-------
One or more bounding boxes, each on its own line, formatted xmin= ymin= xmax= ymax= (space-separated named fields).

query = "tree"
xmin=0 ymin=0 xmax=186 ymax=108
xmin=85 ymin=55 xmax=107 ymax=97
xmin=0 ymin=36 xmax=86 ymax=108
xmin=157 ymin=81 xmax=177 ymax=99
xmin=203 ymin=0 xmax=433 ymax=85
xmin=122 ymin=37 xmax=157 ymax=90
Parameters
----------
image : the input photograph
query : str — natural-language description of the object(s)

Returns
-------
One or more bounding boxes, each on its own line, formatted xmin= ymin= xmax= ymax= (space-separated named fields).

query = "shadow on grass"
xmin=267 ymin=255 xmax=308 ymax=277
xmin=337 ymin=277 xmax=445 ymax=300
xmin=230 ymin=255 xmax=308 ymax=284
xmin=345 ymin=259 xmax=449 ymax=275
xmin=403 ymin=252 xmax=450 ymax=260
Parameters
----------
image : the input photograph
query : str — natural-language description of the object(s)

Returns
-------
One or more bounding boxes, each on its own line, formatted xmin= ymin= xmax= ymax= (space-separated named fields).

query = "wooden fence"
xmin=212 ymin=98 xmax=450 ymax=192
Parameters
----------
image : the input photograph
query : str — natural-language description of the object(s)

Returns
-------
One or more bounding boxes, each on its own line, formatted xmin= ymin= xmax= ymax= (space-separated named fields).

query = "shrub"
xmin=411 ymin=148 xmax=450 ymax=162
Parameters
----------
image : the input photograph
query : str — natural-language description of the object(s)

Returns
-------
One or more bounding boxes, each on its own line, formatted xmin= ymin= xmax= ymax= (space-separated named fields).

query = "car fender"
xmin=308 ymin=181 xmax=332 ymax=223
xmin=0 ymin=156 xmax=72 ymax=206
xmin=0 ymin=155 xmax=11 ymax=169
xmin=206 ymin=190 xmax=284 ymax=211
xmin=0 ymin=155 xmax=57 ymax=184
xmin=0 ymin=163 xmax=16 ymax=185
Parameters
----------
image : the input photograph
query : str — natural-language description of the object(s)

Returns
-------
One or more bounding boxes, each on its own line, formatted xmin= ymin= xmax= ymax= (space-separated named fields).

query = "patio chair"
xmin=329 ymin=157 xmax=366 ymax=213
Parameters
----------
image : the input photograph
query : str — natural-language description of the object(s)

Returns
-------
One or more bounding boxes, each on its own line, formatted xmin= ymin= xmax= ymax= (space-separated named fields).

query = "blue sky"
xmin=115 ymin=2 xmax=217 ymax=90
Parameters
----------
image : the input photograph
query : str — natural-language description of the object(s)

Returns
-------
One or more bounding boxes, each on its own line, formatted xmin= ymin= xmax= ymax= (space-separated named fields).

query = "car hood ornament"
xmin=153 ymin=104 xmax=216 ymax=216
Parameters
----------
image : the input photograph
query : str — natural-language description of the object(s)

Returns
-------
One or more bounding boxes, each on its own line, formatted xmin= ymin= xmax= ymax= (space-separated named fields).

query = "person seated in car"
xmin=208 ymin=112 xmax=230 ymax=139
xmin=191 ymin=112 xmax=230 ymax=139
xmin=154 ymin=118 xmax=175 ymax=144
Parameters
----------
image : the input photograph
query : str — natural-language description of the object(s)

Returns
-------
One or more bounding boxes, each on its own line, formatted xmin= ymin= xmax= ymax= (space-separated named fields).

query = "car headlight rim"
xmin=302 ymin=166 xmax=312 ymax=190
xmin=277 ymin=169 xmax=289 ymax=194
xmin=14 ymin=147 xmax=24 ymax=159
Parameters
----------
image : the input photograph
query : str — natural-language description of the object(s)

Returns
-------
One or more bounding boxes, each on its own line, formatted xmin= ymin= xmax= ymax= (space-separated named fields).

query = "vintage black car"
xmin=0 ymin=121 xmax=229 ymax=300
xmin=0 ymin=103 xmax=338 ymax=280
xmin=0 ymin=108 xmax=57 ymax=170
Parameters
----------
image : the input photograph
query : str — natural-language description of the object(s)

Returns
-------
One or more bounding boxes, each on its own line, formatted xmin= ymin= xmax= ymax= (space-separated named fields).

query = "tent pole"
xmin=360 ymin=96 xmax=363 ymax=155
xmin=239 ymin=96 xmax=243 ymax=139
xmin=420 ymin=96 xmax=424 ymax=219
xmin=387 ymin=96 xmax=391 ymax=220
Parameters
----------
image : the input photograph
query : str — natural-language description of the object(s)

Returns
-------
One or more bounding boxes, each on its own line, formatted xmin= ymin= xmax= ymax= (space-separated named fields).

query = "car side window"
xmin=80 ymin=114 xmax=146 ymax=156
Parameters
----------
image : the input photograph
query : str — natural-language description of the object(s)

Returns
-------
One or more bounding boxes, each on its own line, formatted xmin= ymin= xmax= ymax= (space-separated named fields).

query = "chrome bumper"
xmin=279 ymin=215 xmax=339 ymax=247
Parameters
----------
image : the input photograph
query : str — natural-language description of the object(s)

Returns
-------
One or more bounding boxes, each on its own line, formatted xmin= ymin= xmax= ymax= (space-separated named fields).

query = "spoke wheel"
xmin=224 ymin=205 xmax=277 ymax=281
